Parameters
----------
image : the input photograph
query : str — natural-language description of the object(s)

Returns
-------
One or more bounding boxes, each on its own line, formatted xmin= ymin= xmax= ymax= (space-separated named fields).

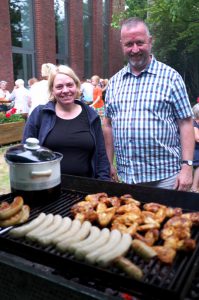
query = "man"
xmin=103 ymin=17 xmax=194 ymax=191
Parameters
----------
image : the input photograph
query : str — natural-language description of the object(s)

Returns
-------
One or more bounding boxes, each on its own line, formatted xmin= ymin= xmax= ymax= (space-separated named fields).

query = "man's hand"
xmin=110 ymin=164 xmax=119 ymax=182
xmin=174 ymin=165 xmax=193 ymax=191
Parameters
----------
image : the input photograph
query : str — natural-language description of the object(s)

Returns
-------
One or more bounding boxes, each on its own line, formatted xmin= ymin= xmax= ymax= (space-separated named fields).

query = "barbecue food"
xmin=37 ymin=217 xmax=72 ymax=246
xmin=67 ymin=226 xmax=101 ymax=253
xmin=131 ymin=239 xmax=157 ymax=261
xmin=134 ymin=229 xmax=159 ymax=246
xmin=74 ymin=228 xmax=110 ymax=260
xmin=0 ymin=196 xmax=24 ymax=220
xmin=10 ymin=212 xmax=46 ymax=237
xmin=152 ymin=246 xmax=177 ymax=264
xmin=26 ymin=214 xmax=54 ymax=241
xmin=0 ymin=209 xmax=24 ymax=227
xmin=56 ymin=221 xmax=92 ymax=252
xmin=53 ymin=219 xmax=82 ymax=244
xmin=85 ymin=229 xmax=122 ymax=264
xmin=33 ymin=214 xmax=63 ymax=241
xmin=71 ymin=193 xmax=199 ymax=264
xmin=115 ymin=256 xmax=143 ymax=280
xmin=96 ymin=233 xmax=132 ymax=267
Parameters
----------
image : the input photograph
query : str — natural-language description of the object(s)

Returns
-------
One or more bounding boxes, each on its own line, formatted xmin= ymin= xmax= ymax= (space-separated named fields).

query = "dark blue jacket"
xmin=22 ymin=100 xmax=110 ymax=180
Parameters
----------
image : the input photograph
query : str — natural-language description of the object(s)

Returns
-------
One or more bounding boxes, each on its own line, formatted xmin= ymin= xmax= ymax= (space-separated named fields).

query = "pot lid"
xmin=5 ymin=138 xmax=57 ymax=163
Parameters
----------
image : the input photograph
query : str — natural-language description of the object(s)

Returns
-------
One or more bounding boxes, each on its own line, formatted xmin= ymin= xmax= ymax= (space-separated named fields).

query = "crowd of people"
xmin=1 ymin=17 xmax=198 ymax=192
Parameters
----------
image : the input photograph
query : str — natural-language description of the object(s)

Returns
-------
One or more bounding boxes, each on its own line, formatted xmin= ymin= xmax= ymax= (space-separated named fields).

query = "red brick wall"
xmin=92 ymin=0 xmax=103 ymax=77
xmin=0 ymin=0 xmax=14 ymax=90
xmin=34 ymin=0 xmax=56 ymax=80
xmin=68 ymin=0 xmax=84 ymax=80
xmin=0 ymin=0 xmax=124 ymax=88
xmin=109 ymin=0 xmax=124 ymax=77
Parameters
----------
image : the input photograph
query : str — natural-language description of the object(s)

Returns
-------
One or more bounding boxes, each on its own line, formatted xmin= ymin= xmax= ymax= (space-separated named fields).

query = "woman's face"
xmin=52 ymin=73 xmax=77 ymax=105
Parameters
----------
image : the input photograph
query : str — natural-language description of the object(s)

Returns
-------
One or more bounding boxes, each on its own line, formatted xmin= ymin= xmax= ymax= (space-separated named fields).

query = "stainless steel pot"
xmin=5 ymin=138 xmax=63 ymax=204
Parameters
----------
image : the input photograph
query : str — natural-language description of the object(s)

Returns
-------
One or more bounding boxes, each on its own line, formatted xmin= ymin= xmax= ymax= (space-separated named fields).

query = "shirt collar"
xmin=122 ymin=55 xmax=157 ymax=77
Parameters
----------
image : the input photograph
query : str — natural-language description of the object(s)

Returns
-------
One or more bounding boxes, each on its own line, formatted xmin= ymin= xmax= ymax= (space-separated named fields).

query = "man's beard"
xmin=128 ymin=53 xmax=149 ymax=71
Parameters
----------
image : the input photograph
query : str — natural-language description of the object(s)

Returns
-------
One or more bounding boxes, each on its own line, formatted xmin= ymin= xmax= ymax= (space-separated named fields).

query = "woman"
xmin=22 ymin=65 xmax=110 ymax=180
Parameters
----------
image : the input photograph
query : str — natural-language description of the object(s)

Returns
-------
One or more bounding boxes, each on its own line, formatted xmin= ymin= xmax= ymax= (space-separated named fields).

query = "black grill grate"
xmin=0 ymin=189 xmax=199 ymax=300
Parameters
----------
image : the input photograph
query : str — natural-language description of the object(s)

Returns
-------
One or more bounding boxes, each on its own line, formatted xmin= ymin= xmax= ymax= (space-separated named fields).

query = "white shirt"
xmin=28 ymin=80 xmax=50 ymax=115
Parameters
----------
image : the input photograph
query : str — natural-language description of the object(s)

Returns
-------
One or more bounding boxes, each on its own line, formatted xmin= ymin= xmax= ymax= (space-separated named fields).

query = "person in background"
xmin=100 ymin=78 xmax=109 ymax=102
xmin=28 ymin=63 xmax=56 ymax=115
xmin=0 ymin=80 xmax=11 ymax=112
xmin=22 ymin=65 xmax=110 ymax=180
xmin=103 ymin=17 xmax=194 ymax=191
xmin=0 ymin=80 xmax=10 ymax=99
xmin=9 ymin=79 xmax=30 ymax=119
xmin=190 ymin=104 xmax=199 ymax=192
xmin=28 ymin=77 xmax=38 ymax=88
xmin=90 ymin=75 xmax=104 ymax=123
xmin=80 ymin=78 xmax=93 ymax=104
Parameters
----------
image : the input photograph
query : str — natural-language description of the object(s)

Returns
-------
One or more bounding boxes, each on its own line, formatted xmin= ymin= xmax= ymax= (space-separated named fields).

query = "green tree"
xmin=112 ymin=0 xmax=199 ymax=103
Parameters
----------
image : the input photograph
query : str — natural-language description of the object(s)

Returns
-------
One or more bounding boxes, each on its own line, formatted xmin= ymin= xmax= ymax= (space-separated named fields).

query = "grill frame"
xmin=0 ymin=174 xmax=199 ymax=300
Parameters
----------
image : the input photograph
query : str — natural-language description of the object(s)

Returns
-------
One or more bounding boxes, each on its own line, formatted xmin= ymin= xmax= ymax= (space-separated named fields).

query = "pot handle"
xmin=30 ymin=170 xmax=52 ymax=178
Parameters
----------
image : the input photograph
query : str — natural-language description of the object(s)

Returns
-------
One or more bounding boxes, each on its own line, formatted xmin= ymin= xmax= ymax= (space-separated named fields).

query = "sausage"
xmin=74 ymin=228 xmax=110 ymax=260
xmin=26 ymin=214 xmax=54 ymax=241
xmin=97 ymin=233 xmax=132 ymax=267
xmin=131 ymin=239 xmax=157 ymax=261
xmin=0 ymin=196 xmax=24 ymax=220
xmin=52 ymin=219 xmax=82 ymax=245
xmin=56 ymin=221 xmax=92 ymax=252
xmin=18 ymin=205 xmax=30 ymax=224
xmin=37 ymin=217 xmax=72 ymax=246
xmin=9 ymin=213 xmax=46 ymax=238
xmin=67 ymin=226 xmax=101 ymax=253
xmin=0 ymin=209 xmax=24 ymax=227
xmin=34 ymin=214 xmax=63 ymax=240
xmin=114 ymin=256 xmax=143 ymax=281
xmin=85 ymin=229 xmax=122 ymax=264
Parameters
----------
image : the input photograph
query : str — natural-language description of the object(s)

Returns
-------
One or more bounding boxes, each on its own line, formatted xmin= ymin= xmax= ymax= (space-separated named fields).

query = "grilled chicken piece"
xmin=100 ymin=196 xmax=121 ymax=208
xmin=165 ymin=207 xmax=182 ymax=218
xmin=85 ymin=192 xmax=108 ymax=207
xmin=116 ymin=203 xmax=141 ymax=215
xmin=161 ymin=225 xmax=191 ymax=240
xmin=164 ymin=237 xmax=196 ymax=251
xmin=71 ymin=201 xmax=98 ymax=223
xmin=164 ymin=216 xmax=192 ymax=228
xmin=134 ymin=229 xmax=159 ymax=246
xmin=113 ymin=212 xmax=142 ymax=226
xmin=111 ymin=222 xmax=138 ymax=236
xmin=143 ymin=202 xmax=166 ymax=213
xmin=120 ymin=194 xmax=141 ymax=206
xmin=152 ymin=246 xmax=177 ymax=264
xmin=96 ymin=202 xmax=117 ymax=227
xmin=181 ymin=212 xmax=199 ymax=226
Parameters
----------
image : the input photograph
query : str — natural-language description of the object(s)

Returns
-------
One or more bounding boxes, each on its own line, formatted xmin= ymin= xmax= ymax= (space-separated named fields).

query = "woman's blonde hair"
xmin=48 ymin=65 xmax=81 ymax=101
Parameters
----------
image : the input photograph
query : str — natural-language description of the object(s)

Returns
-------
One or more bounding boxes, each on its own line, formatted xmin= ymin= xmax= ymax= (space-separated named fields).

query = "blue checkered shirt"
xmin=105 ymin=56 xmax=192 ymax=184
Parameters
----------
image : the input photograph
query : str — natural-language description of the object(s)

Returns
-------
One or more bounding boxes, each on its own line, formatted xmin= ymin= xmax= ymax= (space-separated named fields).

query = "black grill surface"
xmin=0 ymin=187 xmax=199 ymax=300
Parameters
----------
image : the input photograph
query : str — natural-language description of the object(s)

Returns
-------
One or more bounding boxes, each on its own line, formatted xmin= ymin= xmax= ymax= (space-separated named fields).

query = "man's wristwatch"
xmin=181 ymin=160 xmax=193 ymax=166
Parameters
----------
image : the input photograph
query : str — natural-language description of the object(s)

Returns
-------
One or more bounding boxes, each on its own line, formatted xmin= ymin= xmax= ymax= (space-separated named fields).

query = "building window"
xmin=9 ymin=0 xmax=35 ymax=84
xmin=102 ymin=0 xmax=109 ymax=78
xmin=54 ymin=0 xmax=69 ymax=65
xmin=83 ymin=0 xmax=92 ymax=78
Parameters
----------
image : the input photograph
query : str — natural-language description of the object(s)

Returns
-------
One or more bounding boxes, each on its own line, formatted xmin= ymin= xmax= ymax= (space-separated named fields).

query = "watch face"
xmin=188 ymin=160 xmax=193 ymax=166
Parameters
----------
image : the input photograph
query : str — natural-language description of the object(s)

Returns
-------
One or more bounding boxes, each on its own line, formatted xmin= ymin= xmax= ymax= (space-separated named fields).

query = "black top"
xmin=43 ymin=108 xmax=95 ymax=176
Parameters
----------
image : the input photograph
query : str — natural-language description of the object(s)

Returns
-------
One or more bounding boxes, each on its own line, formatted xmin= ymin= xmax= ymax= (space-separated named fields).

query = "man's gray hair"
xmin=192 ymin=103 xmax=199 ymax=119
xmin=121 ymin=17 xmax=151 ymax=37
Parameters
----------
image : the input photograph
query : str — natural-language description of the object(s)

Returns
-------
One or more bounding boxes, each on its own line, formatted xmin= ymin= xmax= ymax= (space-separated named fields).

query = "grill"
xmin=0 ymin=174 xmax=199 ymax=300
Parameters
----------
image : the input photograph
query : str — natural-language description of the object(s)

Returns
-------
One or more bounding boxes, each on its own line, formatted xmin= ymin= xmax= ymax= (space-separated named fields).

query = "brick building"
xmin=0 ymin=0 xmax=124 ymax=91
